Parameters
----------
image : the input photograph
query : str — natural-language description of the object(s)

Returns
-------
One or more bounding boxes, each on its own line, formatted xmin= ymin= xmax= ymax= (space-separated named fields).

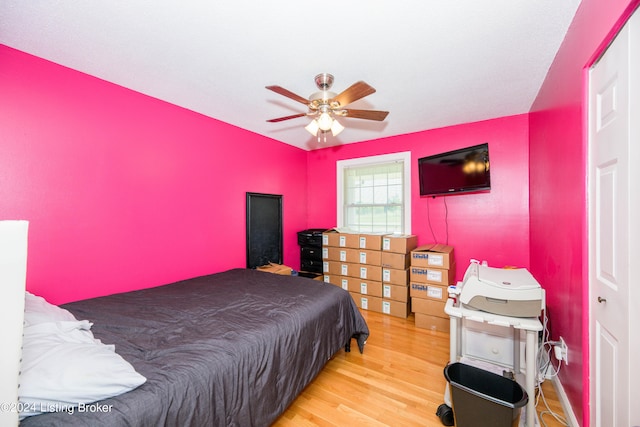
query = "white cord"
xmin=537 ymin=382 xmax=569 ymax=427
xmin=535 ymin=307 xmax=569 ymax=427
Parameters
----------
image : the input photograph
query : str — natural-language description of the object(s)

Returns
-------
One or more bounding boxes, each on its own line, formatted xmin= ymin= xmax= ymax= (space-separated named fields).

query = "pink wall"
xmin=0 ymin=45 xmax=308 ymax=305
xmin=307 ymin=114 xmax=531 ymax=281
xmin=529 ymin=1 xmax=639 ymax=425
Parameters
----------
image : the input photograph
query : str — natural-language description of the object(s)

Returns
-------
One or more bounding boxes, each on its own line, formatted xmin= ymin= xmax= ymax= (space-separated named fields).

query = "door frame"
xmin=586 ymin=4 xmax=640 ymax=425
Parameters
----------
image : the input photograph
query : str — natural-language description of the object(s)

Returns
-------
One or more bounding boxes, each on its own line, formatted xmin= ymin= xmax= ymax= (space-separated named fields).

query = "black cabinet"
xmin=297 ymin=229 xmax=327 ymax=274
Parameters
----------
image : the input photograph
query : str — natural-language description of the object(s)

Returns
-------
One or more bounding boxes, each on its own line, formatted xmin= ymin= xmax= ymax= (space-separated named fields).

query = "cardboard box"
xmin=350 ymin=293 xmax=408 ymax=317
xmin=358 ymin=233 xmax=386 ymax=250
xmin=357 ymin=265 xmax=382 ymax=281
xmin=342 ymin=277 xmax=381 ymax=294
xmin=323 ymin=247 xmax=360 ymax=263
xmin=382 ymin=299 xmax=410 ymax=318
xmin=348 ymin=279 xmax=383 ymax=297
xmin=410 ymin=282 xmax=449 ymax=302
xmin=337 ymin=279 xmax=349 ymax=290
xmin=323 ymin=275 xmax=349 ymax=290
xmin=323 ymin=248 xmax=381 ymax=265
xmin=350 ymin=293 xmax=383 ymax=313
xmin=409 ymin=265 xmax=456 ymax=285
xmin=322 ymin=230 xmax=340 ymax=247
xmin=411 ymin=244 xmax=455 ymax=269
xmin=323 ymin=261 xmax=352 ymax=276
xmin=324 ymin=261 xmax=382 ymax=281
xmin=382 ymin=234 xmax=418 ymax=254
xmin=337 ymin=276 xmax=351 ymax=291
xmin=322 ymin=229 xmax=360 ymax=248
xmin=256 ymin=263 xmax=292 ymax=275
xmin=414 ymin=313 xmax=450 ymax=333
xmin=411 ymin=297 xmax=447 ymax=319
xmin=382 ymin=267 xmax=409 ymax=286
xmin=381 ymin=251 xmax=411 ymax=270
xmin=382 ymin=283 xmax=409 ymax=303
xmin=358 ymin=249 xmax=382 ymax=266
xmin=323 ymin=274 xmax=338 ymax=286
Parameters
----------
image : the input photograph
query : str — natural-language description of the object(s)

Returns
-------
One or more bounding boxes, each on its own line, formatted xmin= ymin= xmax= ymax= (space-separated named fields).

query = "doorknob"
xmin=597 ymin=296 xmax=607 ymax=303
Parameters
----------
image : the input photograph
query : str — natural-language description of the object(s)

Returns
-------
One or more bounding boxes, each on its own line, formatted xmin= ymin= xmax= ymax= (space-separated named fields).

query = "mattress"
xmin=20 ymin=268 xmax=369 ymax=426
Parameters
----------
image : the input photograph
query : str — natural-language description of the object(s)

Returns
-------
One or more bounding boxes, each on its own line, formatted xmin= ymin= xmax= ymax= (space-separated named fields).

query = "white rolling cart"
xmin=443 ymin=298 xmax=542 ymax=427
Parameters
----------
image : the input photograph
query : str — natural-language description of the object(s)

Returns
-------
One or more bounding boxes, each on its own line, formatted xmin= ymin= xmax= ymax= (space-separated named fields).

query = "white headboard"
xmin=0 ymin=221 xmax=28 ymax=426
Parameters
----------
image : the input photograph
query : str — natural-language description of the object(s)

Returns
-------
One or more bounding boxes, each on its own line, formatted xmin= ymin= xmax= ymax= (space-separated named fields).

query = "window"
xmin=337 ymin=152 xmax=411 ymax=234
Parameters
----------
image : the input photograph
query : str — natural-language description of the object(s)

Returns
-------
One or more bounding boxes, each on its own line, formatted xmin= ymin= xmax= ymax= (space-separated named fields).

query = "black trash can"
xmin=444 ymin=363 xmax=528 ymax=427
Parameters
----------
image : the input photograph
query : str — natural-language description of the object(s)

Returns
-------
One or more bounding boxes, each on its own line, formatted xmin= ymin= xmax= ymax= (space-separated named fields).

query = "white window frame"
xmin=336 ymin=151 xmax=412 ymax=234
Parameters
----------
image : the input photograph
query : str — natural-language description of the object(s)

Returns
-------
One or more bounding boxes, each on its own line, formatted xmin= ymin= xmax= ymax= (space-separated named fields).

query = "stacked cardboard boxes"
xmin=409 ymin=244 xmax=456 ymax=332
xmin=322 ymin=229 xmax=417 ymax=318
xmin=380 ymin=234 xmax=418 ymax=318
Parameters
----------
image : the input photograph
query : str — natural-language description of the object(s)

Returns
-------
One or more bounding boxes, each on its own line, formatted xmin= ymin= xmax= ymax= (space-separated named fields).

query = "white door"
xmin=588 ymin=10 xmax=640 ymax=427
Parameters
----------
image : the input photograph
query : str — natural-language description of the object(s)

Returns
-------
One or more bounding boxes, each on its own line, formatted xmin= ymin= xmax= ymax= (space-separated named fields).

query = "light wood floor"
xmin=273 ymin=310 xmax=567 ymax=427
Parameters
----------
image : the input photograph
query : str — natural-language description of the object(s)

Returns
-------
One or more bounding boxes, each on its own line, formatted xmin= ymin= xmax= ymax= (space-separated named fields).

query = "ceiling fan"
xmin=266 ymin=73 xmax=389 ymax=140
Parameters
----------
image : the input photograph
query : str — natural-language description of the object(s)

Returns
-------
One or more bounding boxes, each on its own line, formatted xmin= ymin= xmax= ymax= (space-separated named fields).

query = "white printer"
xmin=456 ymin=261 xmax=545 ymax=318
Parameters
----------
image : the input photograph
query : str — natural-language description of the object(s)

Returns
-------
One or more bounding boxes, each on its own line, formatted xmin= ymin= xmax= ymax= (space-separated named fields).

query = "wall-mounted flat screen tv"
xmin=418 ymin=143 xmax=490 ymax=196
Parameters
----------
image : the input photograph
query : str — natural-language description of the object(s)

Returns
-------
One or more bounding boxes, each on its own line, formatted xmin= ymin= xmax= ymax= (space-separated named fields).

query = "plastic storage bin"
xmin=444 ymin=363 xmax=528 ymax=427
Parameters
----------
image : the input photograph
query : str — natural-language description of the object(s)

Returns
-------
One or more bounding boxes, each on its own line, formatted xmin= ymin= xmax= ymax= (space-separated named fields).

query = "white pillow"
xmin=24 ymin=291 xmax=77 ymax=326
xmin=19 ymin=293 xmax=146 ymax=418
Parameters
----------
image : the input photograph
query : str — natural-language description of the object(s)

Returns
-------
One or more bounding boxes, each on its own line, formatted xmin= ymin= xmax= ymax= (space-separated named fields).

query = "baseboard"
xmin=551 ymin=375 xmax=580 ymax=427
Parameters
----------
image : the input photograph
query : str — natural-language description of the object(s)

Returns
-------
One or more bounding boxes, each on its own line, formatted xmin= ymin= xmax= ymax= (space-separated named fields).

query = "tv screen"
xmin=418 ymin=143 xmax=490 ymax=196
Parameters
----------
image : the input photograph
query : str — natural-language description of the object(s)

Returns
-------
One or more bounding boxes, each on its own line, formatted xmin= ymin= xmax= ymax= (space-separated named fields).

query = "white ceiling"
xmin=0 ymin=1 xmax=581 ymax=150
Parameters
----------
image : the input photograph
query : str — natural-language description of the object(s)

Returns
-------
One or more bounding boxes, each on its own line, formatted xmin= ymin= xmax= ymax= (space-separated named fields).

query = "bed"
xmin=19 ymin=268 xmax=369 ymax=426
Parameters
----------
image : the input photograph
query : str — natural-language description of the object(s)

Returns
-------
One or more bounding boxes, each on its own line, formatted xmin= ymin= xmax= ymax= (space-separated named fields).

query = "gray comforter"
xmin=20 ymin=268 xmax=369 ymax=426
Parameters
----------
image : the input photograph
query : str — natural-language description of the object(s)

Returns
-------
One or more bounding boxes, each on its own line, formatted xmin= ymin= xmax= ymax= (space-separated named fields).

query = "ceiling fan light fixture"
xmin=305 ymin=119 xmax=320 ymax=136
xmin=330 ymin=118 xmax=344 ymax=136
xmin=317 ymin=112 xmax=333 ymax=131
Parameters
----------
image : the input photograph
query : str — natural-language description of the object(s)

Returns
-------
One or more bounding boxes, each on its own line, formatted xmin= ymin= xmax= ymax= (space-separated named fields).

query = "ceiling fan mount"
xmin=314 ymin=73 xmax=334 ymax=91
xmin=265 ymin=73 xmax=389 ymax=138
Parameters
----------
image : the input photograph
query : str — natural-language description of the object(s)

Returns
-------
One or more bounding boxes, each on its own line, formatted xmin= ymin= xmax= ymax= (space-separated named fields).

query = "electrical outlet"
xmin=556 ymin=336 xmax=569 ymax=365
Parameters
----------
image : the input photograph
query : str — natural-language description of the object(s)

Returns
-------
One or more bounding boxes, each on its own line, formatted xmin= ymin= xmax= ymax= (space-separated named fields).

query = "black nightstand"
xmin=297 ymin=229 xmax=327 ymax=274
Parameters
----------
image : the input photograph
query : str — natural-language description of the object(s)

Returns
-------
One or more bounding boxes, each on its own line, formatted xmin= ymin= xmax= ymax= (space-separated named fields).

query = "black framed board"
xmin=246 ymin=192 xmax=283 ymax=269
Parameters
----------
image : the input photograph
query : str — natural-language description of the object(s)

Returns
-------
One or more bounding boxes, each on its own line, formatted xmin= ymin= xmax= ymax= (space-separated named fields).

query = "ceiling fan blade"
xmin=342 ymin=109 xmax=389 ymax=121
xmin=265 ymin=85 xmax=309 ymax=105
xmin=266 ymin=113 xmax=308 ymax=123
xmin=331 ymin=81 xmax=376 ymax=107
